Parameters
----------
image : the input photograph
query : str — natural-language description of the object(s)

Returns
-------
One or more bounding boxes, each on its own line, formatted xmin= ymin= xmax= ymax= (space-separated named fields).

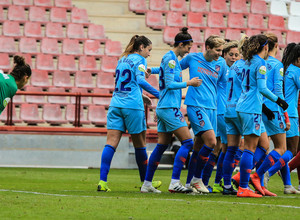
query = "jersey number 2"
xmin=115 ymin=69 xmax=132 ymax=92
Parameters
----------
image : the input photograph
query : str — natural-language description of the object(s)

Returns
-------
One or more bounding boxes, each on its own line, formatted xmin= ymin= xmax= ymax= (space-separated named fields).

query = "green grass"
xmin=0 ymin=168 xmax=299 ymax=219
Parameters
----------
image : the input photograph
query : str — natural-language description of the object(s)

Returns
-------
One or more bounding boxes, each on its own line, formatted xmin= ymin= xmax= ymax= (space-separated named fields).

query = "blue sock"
xmin=223 ymin=146 xmax=238 ymax=186
xmin=172 ymin=139 xmax=194 ymax=180
xmin=255 ymin=153 xmax=267 ymax=170
xmin=144 ymin=144 xmax=168 ymax=182
xmin=280 ymin=164 xmax=292 ymax=185
xmin=215 ymin=151 xmax=225 ymax=184
xmin=234 ymin=148 xmax=243 ymax=168
xmin=256 ymin=150 xmax=281 ymax=178
xmin=100 ymin=145 xmax=116 ymax=182
xmin=240 ymin=149 xmax=254 ymax=189
xmin=186 ymin=150 xmax=198 ymax=185
xmin=202 ymin=152 xmax=217 ymax=186
xmin=194 ymin=145 xmax=214 ymax=178
xmin=268 ymin=150 xmax=293 ymax=177
xmin=253 ymin=145 xmax=267 ymax=169
xmin=135 ymin=147 xmax=148 ymax=182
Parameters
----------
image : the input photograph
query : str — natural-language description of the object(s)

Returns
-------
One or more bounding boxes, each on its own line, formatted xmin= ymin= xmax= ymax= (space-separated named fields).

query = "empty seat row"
xmin=0 ymin=103 xmax=107 ymax=126
xmin=0 ymin=0 xmax=72 ymax=9
xmin=130 ymin=0 xmax=269 ymax=15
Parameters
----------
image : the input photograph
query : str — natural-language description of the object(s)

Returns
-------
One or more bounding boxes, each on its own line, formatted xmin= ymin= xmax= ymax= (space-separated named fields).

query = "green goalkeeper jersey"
xmin=0 ymin=71 xmax=17 ymax=114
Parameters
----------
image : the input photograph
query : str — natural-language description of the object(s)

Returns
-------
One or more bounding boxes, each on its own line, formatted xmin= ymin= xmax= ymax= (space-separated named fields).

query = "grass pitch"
xmin=0 ymin=168 xmax=299 ymax=219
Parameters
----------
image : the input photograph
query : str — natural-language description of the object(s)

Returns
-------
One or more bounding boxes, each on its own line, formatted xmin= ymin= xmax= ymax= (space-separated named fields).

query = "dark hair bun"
xmin=181 ymin=27 xmax=188 ymax=34
xmin=13 ymin=55 xmax=25 ymax=66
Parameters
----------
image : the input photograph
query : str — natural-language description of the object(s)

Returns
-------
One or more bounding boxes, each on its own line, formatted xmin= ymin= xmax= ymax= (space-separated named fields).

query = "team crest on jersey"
xmin=3 ymin=97 xmax=10 ymax=107
xmin=138 ymin=64 xmax=146 ymax=72
xmin=200 ymin=120 xmax=205 ymax=127
xmin=215 ymin=65 xmax=220 ymax=72
xmin=279 ymin=68 xmax=284 ymax=77
xmin=279 ymin=122 xmax=284 ymax=129
xmin=259 ymin=66 xmax=267 ymax=75
xmin=168 ymin=60 xmax=176 ymax=69
xmin=255 ymin=123 xmax=260 ymax=130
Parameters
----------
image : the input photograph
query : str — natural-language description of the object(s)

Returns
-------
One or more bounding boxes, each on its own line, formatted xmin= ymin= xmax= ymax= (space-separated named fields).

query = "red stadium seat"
xmin=250 ymin=0 xmax=268 ymax=15
xmin=30 ymin=69 xmax=51 ymax=87
xmin=25 ymin=86 xmax=47 ymax=104
xmin=188 ymin=28 xmax=204 ymax=44
xmin=170 ymin=0 xmax=188 ymax=12
xmin=92 ymin=88 xmax=111 ymax=107
xmin=225 ymin=29 xmax=243 ymax=41
xmin=0 ymin=54 xmax=11 ymax=71
xmin=204 ymin=29 xmax=221 ymax=40
xmin=20 ymin=103 xmax=45 ymax=124
xmin=0 ymin=6 xmax=5 ymax=22
xmin=24 ymin=22 xmax=43 ymax=38
xmin=19 ymin=37 xmax=38 ymax=54
xmin=146 ymin=75 xmax=159 ymax=90
xmin=210 ymin=0 xmax=229 ymax=13
xmin=7 ymin=5 xmax=27 ymax=22
xmin=163 ymin=27 xmax=180 ymax=44
xmin=46 ymin=22 xmax=65 ymax=39
xmin=207 ymin=13 xmax=226 ymax=28
xmin=146 ymin=11 xmax=164 ymax=29
xmin=245 ymin=29 xmax=261 ymax=37
xmin=88 ymin=24 xmax=106 ymax=42
xmin=67 ymin=23 xmax=85 ymax=39
xmin=105 ymin=40 xmax=122 ymax=57
xmin=79 ymin=56 xmax=98 ymax=72
xmin=187 ymin=12 xmax=206 ymax=28
xmin=62 ymin=39 xmax=82 ymax=56
xmin=129 ymin=0 xmax=147 ymax=13
xmin=58 ymin=55 xmax=77 ymax=72
xmin=48 ymin=87 xmax=69 ymax=105
xmin=70 ymin=87 xmax=91 ymax=105
xmin=43 ymin=103 xmax=67 ymax=125
xmin=189 ymin=44 xmax=200 ymax=53
xmin=50 ymin=7 xmax=68 ymax=23
xmin=75 ymin=71 xmax=94 ymax=88
xmin=29 ymin=6 xmax=49 ymax=23
xmin=0 ymin=0 xmax=10 ymax=7
xmin=52 ymin=70 xmax=73 ymax=88
xmin=227 ymin=13 xmax=246 ymax=29
xmin=149 ymin=0 xmax=167 ymax=12
xmin=166 ymin=11 xmax=184 ymax=28
xmin=96 ymin=72 xmax=115 ymax=90
xmin=12 ymin=93 xmax=25 ymax=104
xmin=190 ymin=0 xmax=208 ymax=12
xmin=286 ymin=31 xmax=300 ymax=44
xmin=71 ymin=7 xmax=89 ymax=24
xmin=41 ymin=38 xmax=60 ymax=55
xmin=36 ymin=54 xmax=55 ymax=71
xmin=248 ymin=14 xmax=266 ymax=30
xmin=230 ymin=0 xmax=248 ymax=14
xmin=268 ymin=15 xmax=286 ymax=31
xmin=34 ymin=0 xmax=52 ymax=7
xmin=0 ymin=37 xmax=17 ymax=54
xmin=84 ymin=40 xmax=104 ymax=57
xmin=54 ymin=0 xmax=72 ymax=9
xmin=2 ymin=21 xmax=22 ymax=38
xmin=269 ymin=30 xmax=285 ymax=47
xmin=65 ymin=104 xmax=90 ymax=125
xmin=88 ymin=105 xmax=106 ymax=126
xmin=0 ymin=104 xmax=22 ymax=124
xmin=15 ymin=53 xmax=32 ymax=67
xmin=12 ymin=0 xmax=31 ymax=6
xmin=100 ymin=56 xmax=118 ymax=73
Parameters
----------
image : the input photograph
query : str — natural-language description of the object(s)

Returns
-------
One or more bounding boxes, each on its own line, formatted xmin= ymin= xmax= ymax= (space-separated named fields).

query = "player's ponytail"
xmin=121 ymin=35 xmax=152 ymax=58
xmin=282 ymin=43 xmax=300 ymax=74
xmin=174 ymin=27 xmax=193 ymax=47
xmin=238 ymin=34 xmax=249 ymax=56
xmin=243 ymin=34 xmax=268 ymax=61
xmin=10 ymin=55 xmax=31 ymax=81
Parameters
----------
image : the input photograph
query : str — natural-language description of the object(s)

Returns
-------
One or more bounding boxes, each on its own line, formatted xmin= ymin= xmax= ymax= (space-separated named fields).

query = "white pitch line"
xmin=0 ymin=189 xmax=300 ymax=209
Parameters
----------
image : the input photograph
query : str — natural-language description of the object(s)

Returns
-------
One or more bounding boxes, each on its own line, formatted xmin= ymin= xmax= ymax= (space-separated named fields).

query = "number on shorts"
xmin=254 ymin=114 xmax=259 ymax=123
xmin=114 ymin=69 xmax=132 ymax=92
xmin=173 ymin=108 xmax=181 ymax=117
xmin=159 ymin=67 xmax=165 ymax=90
xmin=242 ymin=69 xmax=250 ymax=92
xmin=196 ymin=110 xmax=203 ymax=120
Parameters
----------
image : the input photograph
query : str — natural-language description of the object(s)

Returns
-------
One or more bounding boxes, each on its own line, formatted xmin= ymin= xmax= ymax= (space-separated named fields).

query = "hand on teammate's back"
xmin=187 ymin=77 xmax=202 ymax=87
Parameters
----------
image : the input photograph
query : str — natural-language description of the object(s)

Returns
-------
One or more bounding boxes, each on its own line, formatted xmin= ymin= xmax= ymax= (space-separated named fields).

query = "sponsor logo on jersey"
xmin=259 ymin=66 xmax=267 ymax=75
xmin=168 ymin=60 xmax=176 ymax=69
xmin=3 ymin=97 xmax=10 ymax=107
xmin=138 ymin=64 xmax=146 ymax=72
xmin=279 ymin=68 xmax=284 ymax=77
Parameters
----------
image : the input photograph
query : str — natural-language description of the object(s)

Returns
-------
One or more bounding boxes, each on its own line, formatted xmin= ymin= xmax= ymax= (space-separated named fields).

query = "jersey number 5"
xmin=115 ymin=69 xmax=132 ymax=92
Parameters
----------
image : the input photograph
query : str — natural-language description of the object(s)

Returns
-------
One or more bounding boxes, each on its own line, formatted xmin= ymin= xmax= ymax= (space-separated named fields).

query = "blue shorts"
xmin=107 ymin=107 xmax=146 ymax=134
xmin=156 ymin=108 xmax=187 ymax=133
xmin=237 ymin=112 xmax=262 ymax=136
xmin=286 ymin=117 xmax=299 ymax=138
xmin=217 ymin=114 xmax=227 ymax=144
xmin=225 ymin=117 xmax=243 ymax=136
xmin=262 ymin=111 xmax=286 ymax=136
xmin=187 ymin=106 xmax=217 ymax=136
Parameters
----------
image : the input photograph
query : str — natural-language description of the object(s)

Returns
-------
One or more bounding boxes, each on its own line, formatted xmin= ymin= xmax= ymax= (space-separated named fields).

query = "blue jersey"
xmin=156 ymin=50 xmax=187 ymax=109
xmin=110 ymin=53 xmax=158 ymax=111
xmin=284 ymin=64 xmax=300 ymax=118
xmin=264 ymin=56 xmax=284 ymax=113
xmin=180 ymin=52 xmax=221 ymax=109
xmin=236 ymin=55 xmax=278 ymax=114
xmin=217 ymin=57 xmax=228 ymax=115
xmin=225 ymin=59 xmax=244 ymax=118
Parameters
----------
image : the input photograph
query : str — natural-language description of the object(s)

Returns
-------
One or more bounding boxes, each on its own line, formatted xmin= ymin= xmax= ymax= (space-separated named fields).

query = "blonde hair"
xmin=238 ymin=34 xmax=249 ymax=54
xmin=205 ymin=35 xmax=225 ymax=49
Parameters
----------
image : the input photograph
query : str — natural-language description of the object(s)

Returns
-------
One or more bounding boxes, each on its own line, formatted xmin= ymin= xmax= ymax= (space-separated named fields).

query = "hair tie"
xmin=175 ymin=39 xmax=193 ymax=43
xmin=261 ymin=40 xmax=268 ymax=47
